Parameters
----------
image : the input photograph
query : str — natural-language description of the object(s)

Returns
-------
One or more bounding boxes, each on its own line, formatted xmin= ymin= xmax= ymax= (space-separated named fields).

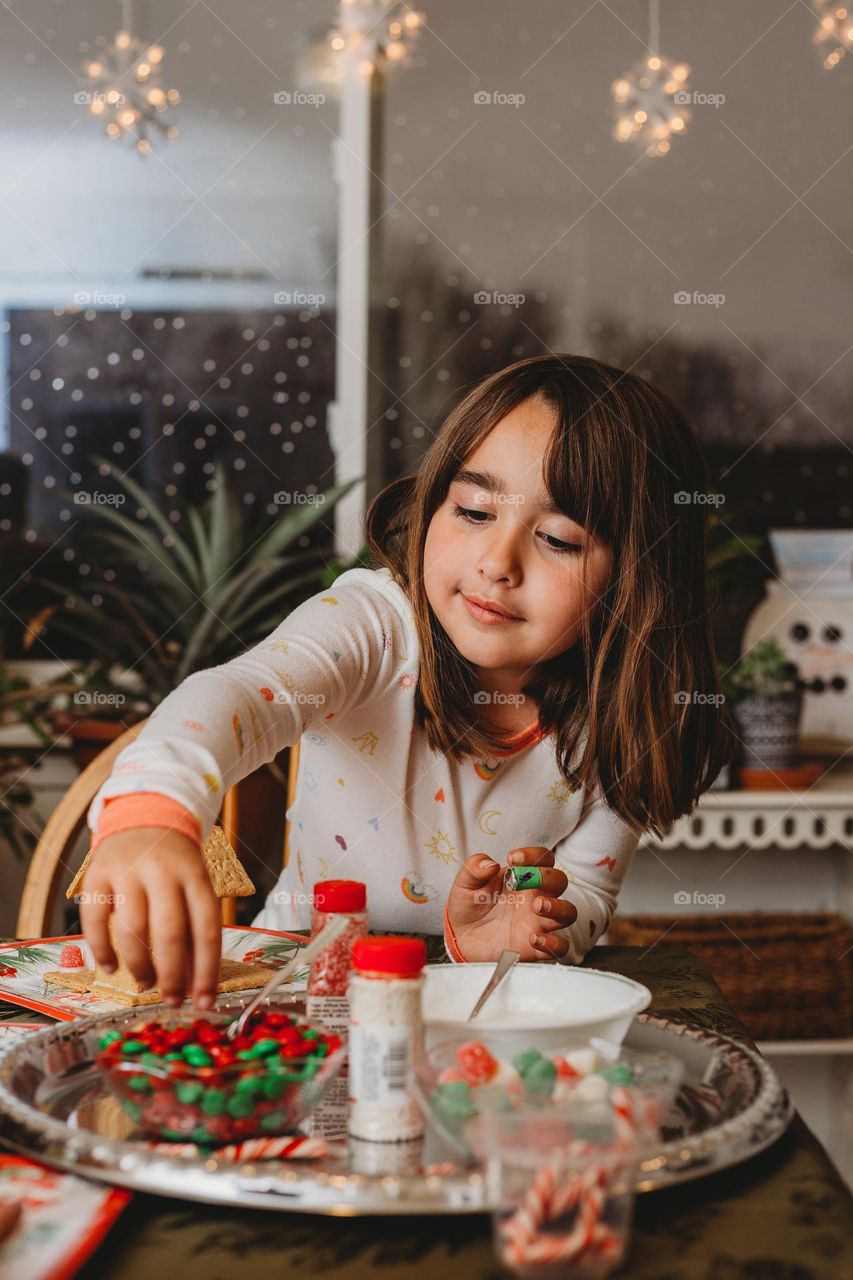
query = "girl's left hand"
xmin=446 ymin=846 xmax=578 ymax=962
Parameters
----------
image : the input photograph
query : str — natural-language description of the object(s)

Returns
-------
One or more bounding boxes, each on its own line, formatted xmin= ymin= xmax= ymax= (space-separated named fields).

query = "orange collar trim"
xmin=490 ymin=719 xmax=551 ymax=757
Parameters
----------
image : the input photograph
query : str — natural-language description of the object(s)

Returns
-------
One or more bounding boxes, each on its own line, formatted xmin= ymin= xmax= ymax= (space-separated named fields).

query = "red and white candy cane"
xmin=498 ymin=1131 xmax=634 ymax=1272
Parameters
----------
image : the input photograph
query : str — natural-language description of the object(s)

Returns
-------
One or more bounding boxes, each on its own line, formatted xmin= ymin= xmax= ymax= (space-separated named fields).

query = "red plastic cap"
xmin=313 ymin=879 xmax=367 ymax=914
xmin=351 ymin=936 xmax=427 ymax=977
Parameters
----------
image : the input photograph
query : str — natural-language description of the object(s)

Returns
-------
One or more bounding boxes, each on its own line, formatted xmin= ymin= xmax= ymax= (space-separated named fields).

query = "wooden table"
xmin=2 ymin=942 xmax=852 ymax=1279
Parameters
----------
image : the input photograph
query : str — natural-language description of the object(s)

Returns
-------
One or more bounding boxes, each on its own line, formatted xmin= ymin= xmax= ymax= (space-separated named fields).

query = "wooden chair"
xmin=14 ymin=719 xmax=301 ymax=939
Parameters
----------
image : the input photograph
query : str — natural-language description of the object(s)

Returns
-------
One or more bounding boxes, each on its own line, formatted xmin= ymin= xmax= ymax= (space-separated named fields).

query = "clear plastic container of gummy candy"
xmin=95 ymin=1002 xmax=347 ymax=1146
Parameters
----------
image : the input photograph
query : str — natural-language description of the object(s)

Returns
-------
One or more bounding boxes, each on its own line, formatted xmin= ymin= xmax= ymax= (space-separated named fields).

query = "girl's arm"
xmin=86 ymin=572 xmax=406 ymax=846
xmin=549 ymin=783 xmax=642 ymax=965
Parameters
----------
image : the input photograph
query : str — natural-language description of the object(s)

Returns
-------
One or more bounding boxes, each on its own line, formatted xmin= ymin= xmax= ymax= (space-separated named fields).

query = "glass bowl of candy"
xmin=95 ymin=1005 xmax=346 ymax=1145
xmin=414 ymin=1035 xmax=684 ymax=1163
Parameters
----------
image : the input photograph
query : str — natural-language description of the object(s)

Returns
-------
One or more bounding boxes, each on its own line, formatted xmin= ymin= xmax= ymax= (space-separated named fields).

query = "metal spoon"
xmin=466 ymin=948 xmax=520 ymax=1022
xmin=227 ymin=912 xmax=350 ymax=1040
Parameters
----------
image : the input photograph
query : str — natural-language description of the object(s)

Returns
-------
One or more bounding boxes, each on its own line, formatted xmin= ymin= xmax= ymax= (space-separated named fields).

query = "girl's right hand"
xmin=446 ymin=847 xmax=578 ymax=962
xmin=78 ymin=828 xmax=222 ymax=1009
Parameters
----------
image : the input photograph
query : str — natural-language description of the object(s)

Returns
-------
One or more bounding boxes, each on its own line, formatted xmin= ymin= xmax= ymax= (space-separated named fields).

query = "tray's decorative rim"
xmin=0 ymin=1009 xmax=794 ymax=1214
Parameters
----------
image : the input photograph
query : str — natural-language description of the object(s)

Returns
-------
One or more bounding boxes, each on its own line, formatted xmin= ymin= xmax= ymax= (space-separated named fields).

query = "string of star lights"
xmin=327 ymin=0 xmax=426 ymax=76
xmin=611 ymin=0 xmax=690 ymax=158
xmin=811 ymin=0 xmax=853 ymax=69
xmin=79 ymin=0 xmax=180 ymax=155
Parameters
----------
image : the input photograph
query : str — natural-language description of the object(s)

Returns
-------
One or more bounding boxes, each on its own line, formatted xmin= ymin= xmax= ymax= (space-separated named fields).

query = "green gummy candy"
xmin=235 ymin=1075 xmax=263 ymax=1098
xmin=227 ymin=1094 xmax=255 ymax=1119
xmin=98 ymin=1030 xmax=123 ymax=1050
xmin=121 ymin=1039 xmax=146 ymax=1056
xmin=237 ymin=1049 xmax=256 ymax=1061
xmin=161 ymin=1127 xmax=189 ymax=1141
xmin=260 ymin=1111 xmax=286 ymax=1131
xmin=513 ymin=1049 xmax=544 ymax=1077
xmin=436 ymin=1080 xmax=472 ymax=1102
xmin=201 ymin=1088 xmax=228 ymax=1116
xmin=190 ymin=1124 xmax=214 ymax=1144
xmin=175 ymin=1081 xmax=203 ymax=1105
xmin=252 ymin=1038 xmax=280 ymax=1057
xmin=301 ymin=1029 xmax=319 ymax=1040
xmin=128 ymin=1074 xmax=152 ymax=1093
xmin=598 ymin=1063 xmax=633 ymax=1085
xmin=261 ymin=1076 xmax=286 ymax=1100
xmin=183 ymin=1046 xmax=213 ymax=1067
xmin=164 ymin=1051 xmax=184 ymax=1062
xmin=522 ymin=1058 xmax=557 ymax=1096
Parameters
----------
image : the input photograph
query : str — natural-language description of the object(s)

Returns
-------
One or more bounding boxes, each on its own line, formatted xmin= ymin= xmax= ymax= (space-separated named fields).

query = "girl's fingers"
xmin=531 ymin=929 xmax=570 ymax=961
xmin=533 ymin=896 xmax=578 ymax=929
xmin=507 ymin=846 xmax=554 ymax=868
xmin=184 ymin=877 xmax=223 ymax=1010
xmin=79 ymin=875 xmax=117 ymax=972
xmin=148 ymin=883 xmax=191 ymax=1007
xmin=114 ymin=886 xmax=155 ymax=989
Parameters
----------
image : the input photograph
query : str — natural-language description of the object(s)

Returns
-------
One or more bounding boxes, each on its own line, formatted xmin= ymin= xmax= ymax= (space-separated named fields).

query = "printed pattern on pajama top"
xmin=86 ymin=566 xmax=642 ymax=964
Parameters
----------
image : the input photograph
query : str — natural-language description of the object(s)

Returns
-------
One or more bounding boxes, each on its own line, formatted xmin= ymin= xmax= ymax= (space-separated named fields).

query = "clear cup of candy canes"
xmin=482 ymin=1098 xmax=639 ymax=1279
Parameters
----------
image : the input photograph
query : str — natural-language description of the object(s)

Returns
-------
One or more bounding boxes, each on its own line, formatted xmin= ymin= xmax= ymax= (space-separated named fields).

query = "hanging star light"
xmin=79 ymin=4 xmax=180 ymax=155
xmin=327 ymin=0 xmax=426 ymax=78
xmin=611 ymin=0 xmax=689 ymax=158
xmin=811 ymin=0 xmax=853 ymax=69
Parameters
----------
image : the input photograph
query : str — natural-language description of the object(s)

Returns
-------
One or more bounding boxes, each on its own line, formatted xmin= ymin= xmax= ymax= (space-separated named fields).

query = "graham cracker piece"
xmin=202 ymin=824 xmax=255 ymax=898
xmin=67 ymin=824 xmax=255 ymax=901
xmin=43 ymin=967 xmax=94 ymax=993
xmin=43 ymin=958 xmax=277 ymax=1006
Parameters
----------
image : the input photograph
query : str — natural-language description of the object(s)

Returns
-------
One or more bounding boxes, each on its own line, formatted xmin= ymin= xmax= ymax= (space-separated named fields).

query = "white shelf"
xmin=640 ymin=760 xmax=853 ymax=851
xmin=758 ymin=1039 xmax=853 ymax=1057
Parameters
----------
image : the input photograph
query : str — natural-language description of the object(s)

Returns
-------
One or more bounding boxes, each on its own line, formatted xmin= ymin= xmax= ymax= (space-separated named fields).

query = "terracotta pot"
xmin=52 ymin=712 xmax=135 ymax=770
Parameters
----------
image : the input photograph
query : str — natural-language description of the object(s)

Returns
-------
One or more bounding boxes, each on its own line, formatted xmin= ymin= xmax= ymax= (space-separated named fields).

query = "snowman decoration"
xmin=743 ymin=531 xmax=853 ymax=747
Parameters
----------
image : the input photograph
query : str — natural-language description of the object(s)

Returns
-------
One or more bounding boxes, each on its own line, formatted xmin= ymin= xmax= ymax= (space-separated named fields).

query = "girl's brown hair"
xmin=364 ymin=353 xmax=736 ymax=838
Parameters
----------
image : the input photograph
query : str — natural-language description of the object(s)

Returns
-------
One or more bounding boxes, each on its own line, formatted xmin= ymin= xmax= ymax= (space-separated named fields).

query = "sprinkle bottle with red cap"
xmin=347 ymin=936 xmax=427 ymax=1142
xmin=307 ymin=879 xmax=368 ymax=1034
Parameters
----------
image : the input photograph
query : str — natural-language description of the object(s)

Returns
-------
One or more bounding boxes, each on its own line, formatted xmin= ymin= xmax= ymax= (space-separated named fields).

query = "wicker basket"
xmin=606 ymin=911 xmax=853 ymax=1040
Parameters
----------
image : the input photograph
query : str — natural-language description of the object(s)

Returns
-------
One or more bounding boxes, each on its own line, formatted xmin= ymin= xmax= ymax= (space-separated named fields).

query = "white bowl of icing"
xmin=422 ymin=963 xmax=652 ymax=1054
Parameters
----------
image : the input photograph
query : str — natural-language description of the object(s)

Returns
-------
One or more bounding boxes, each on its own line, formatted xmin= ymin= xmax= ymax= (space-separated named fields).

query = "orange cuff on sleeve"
xmin=90 ymin=792 xmax=202 ymax=852
xmin=443 ymin=900 xmax=467 ymax=963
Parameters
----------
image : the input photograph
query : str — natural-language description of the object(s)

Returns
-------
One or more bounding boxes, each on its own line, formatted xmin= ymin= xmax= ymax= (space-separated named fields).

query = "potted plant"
xmin=33 ymin=457 xmax=361 ymax=766
xmin=722 ymin=637 xmax=803 ymax=772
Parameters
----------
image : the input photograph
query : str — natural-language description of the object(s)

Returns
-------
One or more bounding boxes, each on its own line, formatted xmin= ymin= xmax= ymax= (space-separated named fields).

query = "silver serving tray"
xmin=0 ymin=1002 xmax=793 ymax=1215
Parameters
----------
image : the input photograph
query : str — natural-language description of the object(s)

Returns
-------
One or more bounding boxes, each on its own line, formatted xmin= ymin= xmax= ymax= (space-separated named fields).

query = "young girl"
xmin=81 ymin=353 xmax=733 ymax=1009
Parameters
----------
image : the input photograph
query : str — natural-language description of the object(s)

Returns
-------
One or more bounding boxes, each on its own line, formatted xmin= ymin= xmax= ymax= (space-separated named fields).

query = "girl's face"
xmin=423 ymin=397 xmax=613 ymax=693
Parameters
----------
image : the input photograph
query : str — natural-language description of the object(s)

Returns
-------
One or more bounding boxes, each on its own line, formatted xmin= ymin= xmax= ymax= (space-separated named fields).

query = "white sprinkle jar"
xmin=347 ymin=936 xmax=427 ymax=1142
